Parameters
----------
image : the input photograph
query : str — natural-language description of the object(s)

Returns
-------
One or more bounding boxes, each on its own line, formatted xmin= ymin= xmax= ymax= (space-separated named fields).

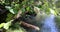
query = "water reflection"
xmin=41 ymin=14 xmax=58 ymax=32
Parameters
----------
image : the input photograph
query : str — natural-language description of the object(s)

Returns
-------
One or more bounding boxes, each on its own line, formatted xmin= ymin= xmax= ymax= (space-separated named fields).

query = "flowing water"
xmin=41 ymin=14 xmax=58 ymax=32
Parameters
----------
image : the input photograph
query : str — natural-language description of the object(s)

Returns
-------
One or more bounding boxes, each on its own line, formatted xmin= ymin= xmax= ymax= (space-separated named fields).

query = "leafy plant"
xmin=0 ymin=0 xmax=60 ymax=32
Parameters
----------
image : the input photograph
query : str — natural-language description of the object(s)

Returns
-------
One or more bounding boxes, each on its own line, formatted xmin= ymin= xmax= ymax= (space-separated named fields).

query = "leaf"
xmin=5 ymin=6 xmax=17 ymax=14
xmin=9 ymin=9 xmax=15 ymax=14
xmin=26 ymin=7 xmax=30 ymax=11
xmin=5 ymin=6 xmax=12 ymax=10
xmin=3 ymin=20 xmax=13 ymax=29
xmin=4 ymin=23 xmax=10 ymax=29
xmin=0 ymin=23 xmax=5 ymax=28
xmin=49 ymin=8 xmax=57 ymax=15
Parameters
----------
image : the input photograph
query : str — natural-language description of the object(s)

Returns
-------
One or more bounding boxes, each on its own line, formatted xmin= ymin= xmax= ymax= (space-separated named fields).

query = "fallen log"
xmin=20 ymin=21 xmax=40 ymax=31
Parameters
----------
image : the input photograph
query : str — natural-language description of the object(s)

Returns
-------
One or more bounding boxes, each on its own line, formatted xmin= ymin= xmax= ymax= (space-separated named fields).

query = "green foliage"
xmin=5 ymin=13 xmax=14 ymax=22
xmin=6 ymin=27 xmax=26 ymax=32
xmin=0 ymin=23 xmax=5 ymax=28
xmin=55 ymin=16 xmax=60 ymax=28
xmin=0 ymin=0 xmax=60 ymax=32
xmin=0 ymin=20 xmax=13 ymax=29
xmin=6 ymin=22 xmax=26 ymax=32
xmin=0 ymin=20 xmax=13 ymax=30
xmin=3 ymin=20 xmax=12 ymax=29
xmin=5 ymin=6 xmax=18 ymax=14
xmin=0 ymin=0 xmax=58 ymax=15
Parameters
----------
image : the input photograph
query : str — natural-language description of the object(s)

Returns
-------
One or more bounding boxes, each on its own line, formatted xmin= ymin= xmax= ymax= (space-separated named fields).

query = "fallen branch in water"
xmin=20 ymin=21 xmax=40 ymax=31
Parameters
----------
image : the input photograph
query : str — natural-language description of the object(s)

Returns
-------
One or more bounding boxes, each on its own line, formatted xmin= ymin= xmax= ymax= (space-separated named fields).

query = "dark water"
xmin=41 ymin=14 xmax=58 ymax=32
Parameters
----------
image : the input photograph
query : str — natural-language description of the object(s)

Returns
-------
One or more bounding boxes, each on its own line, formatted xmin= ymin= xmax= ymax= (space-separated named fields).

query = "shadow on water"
xmin=41 ymin=14 xmax=58 ymax=32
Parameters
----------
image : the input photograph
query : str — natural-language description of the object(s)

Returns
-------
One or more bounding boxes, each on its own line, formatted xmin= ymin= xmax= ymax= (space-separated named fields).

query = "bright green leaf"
xmin=5 ymin=6 xmax=17 ymax=14
xmin=9 ymin=9 xmax=15 ymax=14
xmin=0 ymin=23 xmax=5 ymax=28
xmin=49 ymin=8 xmax=57 ymax=15
xmin=5 ymin=6 xmax=12 ymax=10
xmin=26 ymin=7 xmax=30 ymax=11
xmin=3 ymin=20 xmax=13 ymax=29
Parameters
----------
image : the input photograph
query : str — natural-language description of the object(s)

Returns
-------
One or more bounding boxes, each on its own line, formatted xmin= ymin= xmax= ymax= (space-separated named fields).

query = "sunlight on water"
xmin=41 ymin=14 xmax=58 ymax=32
